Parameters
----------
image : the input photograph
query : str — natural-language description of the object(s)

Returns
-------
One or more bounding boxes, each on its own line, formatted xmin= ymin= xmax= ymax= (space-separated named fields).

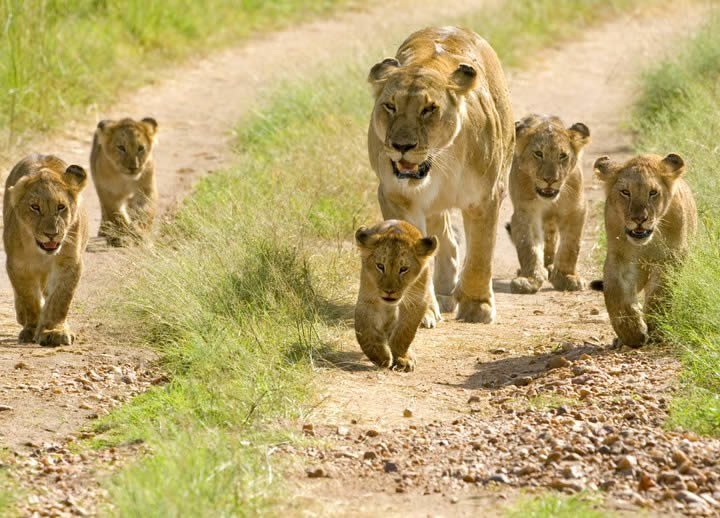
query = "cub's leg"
xmin=127 ymin=175 xmax=157 ymax=238
xmin=354 ymin=303 xmax=393 ymax=368
xmin=549 ymin=205 xmax=587 ymax=291
xmin=35 ymin=260 xmax=82 ymax=346
xmin=390 ymin=277 xmax=430 ymax=372
xmin=543 ymin=217 xmax=558 ymax=270
xmin=603 ymin=259 xmax=648 ymax=348
xmin=427 ymin=211 xmax=458 ymax=314
xmin=97 ymin=190 xmax=132 ymax=246
xmin=643 ymin=267 xmax=669 ymax=336
xmin=7 ymin=265 xmax=42 ymax=343
xmin=508 ymin=209 xmax=545 ymax=294
xmin=456 ymin=195 xmax=500 ymax=322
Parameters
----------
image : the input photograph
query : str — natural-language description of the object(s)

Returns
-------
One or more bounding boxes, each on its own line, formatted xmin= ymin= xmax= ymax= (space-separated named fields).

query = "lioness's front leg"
xmin=7 ymin=265 xmax=41 ymax=343
xmin=427 ymin=211 xmax=458 ymax=313
xmin=604 ymin=261 xmax=648 ymax=348
xmin=35 ymin=260 xmax=82 ymax=346
xmin=456 ymin=199 xmax=500 ymax=323
xmin=549 ymin=205 xmax=587 ymax=292
xmin=509 ymin=209 xmax=545 ymax=294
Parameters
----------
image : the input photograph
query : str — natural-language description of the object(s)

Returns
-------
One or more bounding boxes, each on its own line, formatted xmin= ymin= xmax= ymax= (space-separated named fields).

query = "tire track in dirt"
xmin=283 ymin=3 xmax=719 ymax=516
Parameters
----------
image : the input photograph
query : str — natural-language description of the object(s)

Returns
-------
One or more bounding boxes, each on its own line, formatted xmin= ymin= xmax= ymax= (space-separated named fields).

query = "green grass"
xmin=0 ymin=0 xmax=352 ymax=148
xmin=505 ymin=492 xmax=609 ymax=518
xmin=88 ymin=0 xmax=672 ymax=515
xmin=631 ymin=13 xmax=720 ymax=436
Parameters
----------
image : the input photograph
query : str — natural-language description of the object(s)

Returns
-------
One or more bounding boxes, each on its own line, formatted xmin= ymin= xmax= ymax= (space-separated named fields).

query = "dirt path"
xmin=283 ymin=3 xmax=720 ymax=516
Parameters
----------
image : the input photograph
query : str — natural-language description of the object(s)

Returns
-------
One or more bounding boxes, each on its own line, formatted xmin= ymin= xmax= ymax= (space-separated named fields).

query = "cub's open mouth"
xmin=381 ymin=296 xmax=400 ymax=303
xmin=391 ymin=158 xmax=432 ymax=180
xmin=36 ymin=240 xmax=61 ymax=253
xmin=625 ymin=228 xmax=654 ymax=240
xmin=536 ymin=187 xmax=560 ymax=199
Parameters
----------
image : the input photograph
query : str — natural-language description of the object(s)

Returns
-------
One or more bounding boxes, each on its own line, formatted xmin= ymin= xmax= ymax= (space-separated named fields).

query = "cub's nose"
xmin=392 ymin=142 xmax=417 ymax=153
xmin=44 ymin=232 xmax=58 ymax=240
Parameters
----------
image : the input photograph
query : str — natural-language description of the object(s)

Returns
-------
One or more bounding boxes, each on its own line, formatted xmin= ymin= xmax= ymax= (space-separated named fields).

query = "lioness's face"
xmin=368 ymin=59 xmax=478 ymax=180
xmin=98 ymin=118 xmax=157 ymax=177
xmin=515 ymin=115 xmax=590 ymax=200
xmin=595 ymin=154 xmax=684 ymax=246
xmin=356 ymin=220 xmax=437 ymax=304
xmin=11 ymin=167 xmax=87 ymax=255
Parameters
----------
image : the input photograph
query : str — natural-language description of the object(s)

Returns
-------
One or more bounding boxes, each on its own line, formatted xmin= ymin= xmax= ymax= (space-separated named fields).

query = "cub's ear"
xmin=64 ymin=165 xmax=88 ymax=193
xmin=355 ymin=226 xmax=378 ymax=249
xmin=593 ymin=156 xmax=619 ymax=182
xmin=368 ymin=58 xmax=400 ymax=95
xmin=568 ymin=122 xmax=591 ymax=149
xmin=96 ymin=119 xmax=114 ymax=134
xmin=7 ymin=176 xmax=31 ymax=208
xmin=141 ymin=117 xmax=158 ymax=137
xmin=450 ymin=63 xmax=478 ymax=94
xmin=415 ymin=236 xmax=438 ymax=257
xmin=660 ymin=153 xmax=685 ymax=179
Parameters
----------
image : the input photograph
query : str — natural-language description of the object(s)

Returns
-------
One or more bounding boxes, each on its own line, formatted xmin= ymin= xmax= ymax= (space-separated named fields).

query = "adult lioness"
xmin=354 ymin=220 xmax=437 ymax=372
xmin=507 ymin=114 xmax=590 ymax=294
xmin=594 ymin=153 xmax=697 ymax=348
xmin=368 ymin=26 xmax=514 ymax=327
xmin=90 ymin=117 xmax=158 ymax=246
xmin=3 ymin=154 xmax=89 ymax=346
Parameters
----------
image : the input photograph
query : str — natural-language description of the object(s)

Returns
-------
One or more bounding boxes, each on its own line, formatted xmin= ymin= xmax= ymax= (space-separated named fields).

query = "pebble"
xmin=403 ymin=409 xmax=413 ymax=418
xmin=363 ymin=451 xmax=377 ymax=460
xmin=384 ymin=462 xmax=398 ymax=473
xmin=467 ymin=395 xmax=481 ymax=403
xmin=513 ymin=376 xmax=533 ymax=387
xmin=366 ymin=429 xmax=380 ymax=438
xmin=306 ymin=466 xmax=329 ymax=479
xmin=675 ymin=490 xmax=708 ymax=507
xmin=0 ymin=405 xmax=13 ymax=412
xmin=547 ymin=356 xmax=571 ymax=369
xmin=490 ymin=473 xmax=510 ymax=484
xmin=617 ymin=455 xmax=637 ymax=472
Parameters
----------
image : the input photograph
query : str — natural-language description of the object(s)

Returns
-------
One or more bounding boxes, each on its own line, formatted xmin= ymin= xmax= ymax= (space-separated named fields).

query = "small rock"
xmin=462 ymin=474 xmax=476 ymax=483
xmin=517 ymin=465 xmax=538 ymax=476
xmin=578 ymin=388 xmax=591 ymax=399
xmin=548 ymin=478 xmax=583 ymax=492
xmin=366 ymin=429 xmax=380 ymax=438
xmin=513 ymin=376 xmax=532 ymax=386
xmin=302 ymin=423 xmax=314 ymax=436
xmin=363 ymin=451 xmax=377 ymax=460
xmin=578 ymin=353 xmax=592 ymax=361
xmin=14 ymin=362 xmax=29 ymax=370
xmin=617 ymin=455 xmax=637 ymax=472
xmin=699 ymin=493 xmax=720 ymax=508
xmin=603 ymin=434 xmax=620 ymax=446
xmin=590 ymin=308 xmax=600 ymax=315
xmin=0 ymin=405 xmax=13 ymax=412
xmin=489 ymin=473 xmax=510 ymax=484
xmin=403 ymin=408 xmax=413 ymax=418
xmin=450 ymin=496 xmax=459 ymax=504
xmin=672 ymin=450 xmax=690 ymax=467
xmin=638 ymin=473 xmax=656 ymax=492
xmin=571 ymin=374 xmax=592 ymax=385
xmin=562 ymin=465 xmax=583 ymax=479
xmin=675 ymin=490 xmax=708 ymax=507
xmin=336 ymin=426 xmax=349 ymax=436
xmin=306 ymin=466 xmax=329 ymax=479
xmin=467 ymin=395 xmax=481 ymax=403
xmin=384 ymin=461 xmax=398 ymax=473
xmin=490 ymin=348 xmax=507 ymax=355
xmin=547 ymin=356 xmax=571 ymax=369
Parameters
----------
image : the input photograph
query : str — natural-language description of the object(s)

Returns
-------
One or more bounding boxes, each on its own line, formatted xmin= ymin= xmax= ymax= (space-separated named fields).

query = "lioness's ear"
xmin=141 ymin=117 xmax=158 ymax=137
xmin=593 ymin=156 xmax=619 ymax=182
xmin=415 ymin=236 xmax=438 ymax=257
xmin=568 ymin=122 xmax=591 ymax=149
xmin=355 ymin=226 xmax=378 ymax=249
xmin=368 ymin=58 xmax=399 ymax=96
xmin=661 ymin=153 xmax=685 ymax=179
xmin=450 ymin=63 xmax=478 ymax=94
xmin=64 ymin=165 xmax=88 ymax=193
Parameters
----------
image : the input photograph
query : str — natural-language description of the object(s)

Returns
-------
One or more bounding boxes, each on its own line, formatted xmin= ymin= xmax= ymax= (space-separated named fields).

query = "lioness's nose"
xmin=631 ymin=212 xmax=648 ymax=224
xmin=392 ymin=142 xmax=417 ymax=153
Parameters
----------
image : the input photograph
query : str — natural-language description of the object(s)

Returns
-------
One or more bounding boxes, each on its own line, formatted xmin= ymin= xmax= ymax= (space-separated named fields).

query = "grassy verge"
xmin=631 ymin=13 xmax=720 ymax=435
xmin=505 ymin=492 xmax=609 ymax=518
xmin=91 ymin=0 xmax=669 ymax=514
xmin=0 ymin=0 xmax=352 ymax=148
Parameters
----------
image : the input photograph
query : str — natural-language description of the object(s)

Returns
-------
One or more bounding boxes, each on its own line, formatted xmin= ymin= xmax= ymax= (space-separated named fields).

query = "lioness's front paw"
xmin=549 ymin=270 xmax=586 ymax=292
xmin=612 ymin=332 xmax=648 ymax=349
xmin=18 ymin=326 xmax=36 ymax=344
xmin=456 ymin=299 xmax=495 ymax=323
xmin=421 ymin=306 xmax=441 ymax=329
xmin=393 ymin=353 xmax=416 ymax=372
xmin=36 ymin=328 xmax=75 ymax=347
xmin=510 ymin=276 xmax=543 ymax=294
xmin=436 ymin=294 xmax=457 ymax=313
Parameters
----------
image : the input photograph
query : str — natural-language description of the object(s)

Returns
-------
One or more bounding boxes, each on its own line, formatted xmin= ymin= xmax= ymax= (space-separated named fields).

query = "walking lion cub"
xmin=354 ymin=220 xmax=437 ymax=372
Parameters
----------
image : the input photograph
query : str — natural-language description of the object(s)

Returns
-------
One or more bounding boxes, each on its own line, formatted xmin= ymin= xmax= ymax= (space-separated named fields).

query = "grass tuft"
xmin=505 ymin=492 xmax=609 ymax=518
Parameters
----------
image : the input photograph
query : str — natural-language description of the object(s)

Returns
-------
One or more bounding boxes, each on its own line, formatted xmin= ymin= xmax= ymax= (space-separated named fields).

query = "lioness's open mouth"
xmin=392 ymin=158 xmax=432 ymax=180
xmin=625 ymin=228 xmax=654 ymax=240
xmin=36 ymin=240 xmax=61 ymax=254
xmin=381 ymin=296 xmax=400 ymax=303
xmin=536 ymin=187 xmax=560 ymax=199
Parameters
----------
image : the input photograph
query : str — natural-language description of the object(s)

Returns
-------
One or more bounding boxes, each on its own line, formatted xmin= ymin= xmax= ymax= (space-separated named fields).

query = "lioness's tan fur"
xmin=3 ymin=154 xmax=89 ymax=346
xmin=508 ymin=114 xmax=590 ymax=294
xmin=367 ymin=26 xmax=514 ymax=327
xmin=354 ymin=220 xmax=438 ymax=372
xmin=90 ymin=117 xmax=158 ymax=246
xmin=594 ymin=153 xmax=697 ymax=347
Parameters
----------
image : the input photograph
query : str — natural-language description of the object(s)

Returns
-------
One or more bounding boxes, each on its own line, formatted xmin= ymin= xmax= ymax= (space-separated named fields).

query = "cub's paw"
xmin=36 ymin=328 xmax=75 ymax=347
xmin=510 ymin=276 xmax=542 ymax=294
xmin=393 ymin=353 xmax=416 ymax=372
xmin=362 ymin=344 xmax=393 ymax=369
xmin=549 ymin=270 xmax=586 ymax=292
xmin=456 ymin=299 xmax=495 ymax=324
xmin=421 ymin=306 xmax=441 ymax=329
xmin=612 ymin=333 xmax=648 ymax=350
xmin=18 ymin=326 xmax=36 ymax=344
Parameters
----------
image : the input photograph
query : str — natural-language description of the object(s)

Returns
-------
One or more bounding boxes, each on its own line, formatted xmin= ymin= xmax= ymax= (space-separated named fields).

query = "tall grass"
xmin=632 ymin=14 xmax=720 ymax=436
xmin=0 ymin=0 xmax=350 ymax=148
xmin=92 ymin=0 xmax=670 ymax=514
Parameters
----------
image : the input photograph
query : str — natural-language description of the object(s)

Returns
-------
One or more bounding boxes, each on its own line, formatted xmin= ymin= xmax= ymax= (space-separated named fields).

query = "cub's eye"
xmin=559 ymin=153 xmax=569 ymax=162
xmin=533 ymin=150 xmax=544 ymax=159
xmin=30 ymin=204 xmax=41 ymax=213
xmin=376 ymin=263 xmax=385 ymax=272
xmin=421 ymin=104 xmax=437 ymax=117
xmin=382 ymin=103 xmax=396 ymax=114
xmin=399 ymin=266 xmax=409 ymax=275
xmin=117 ymin=145 xmax=127 ymax=153
xmin=620 ymin=189 xmax=631 ymax=197
xmin=649 ymin=189 xmax=658 ymax=198
xmin=57 ymin=204 xmax=66 ymax=212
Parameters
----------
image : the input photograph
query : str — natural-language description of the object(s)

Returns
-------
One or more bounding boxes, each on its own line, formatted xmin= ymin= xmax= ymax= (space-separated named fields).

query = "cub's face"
xmin=368 ymin=58 xmax=479 ymax=180
xmin=97 ymin=117 xmax=158 ymax=177
xmin=595 ymin=153 xmax=684 ymax=246
xmin=356 ymin=220 xmax=437 ymax=304
xmin=10 ymin=166 xmax=87 ymax=255
xmin=515 ymin=115 xmax=590 ymax=200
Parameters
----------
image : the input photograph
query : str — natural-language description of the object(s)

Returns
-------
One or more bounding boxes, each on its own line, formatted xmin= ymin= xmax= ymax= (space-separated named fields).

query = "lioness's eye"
xmin=399 ymin=266 xmax=409 ymax=274
xmin=533 ymin=150 xmax=544 ymax=159
xmin=383 ymin=103 xmax=396 ymax=114
xmin=559 ymin=153 xmax=569 ymax=161
xmin=117 ymin=145 xmax=127 ymax=153
xmin=421 ymin=104 xmax=437 ymax=117
xmin=376 ymin=263 xmax=385 ymax=272
xmin=649 ymin=190 xmax=658 ymax=198
xmin=30 ymin=204 xmax=41 ymax=213
xmin=620 ymin=189 xmax=631 ymax=197
xmin=57 ymin=204 xmax=66 ymax=212
xmin=138 ymin=145 xmax=145 ymax=154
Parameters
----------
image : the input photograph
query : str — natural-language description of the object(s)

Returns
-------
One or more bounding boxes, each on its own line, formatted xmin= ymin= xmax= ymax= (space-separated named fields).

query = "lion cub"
xmin=3 ymin=154 xmax=89 ymax=346
xmin=507 ymin=114 xmax=591 ymax=294
xmin=593 ymin=153 xmax=697 ymax=348
xmin=354 ymin=220 xmax=438 ymax=372
xmin=90 ymin=117 xmax=158 ymax=246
